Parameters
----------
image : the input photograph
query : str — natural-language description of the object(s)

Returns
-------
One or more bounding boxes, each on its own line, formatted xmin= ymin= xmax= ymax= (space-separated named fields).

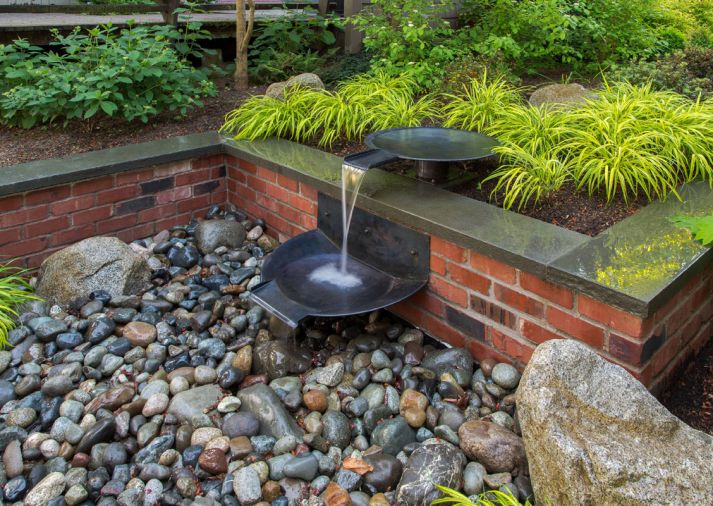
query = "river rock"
xmin=194 ymin=220 xmax=247 ymax=254
xmin=24 ymin=471 xmax=66 ymax=506
xmin=36 ymin=237 xmax=151 ymax=308
xmin=371 ymin=417 xmax=416 ymax=456
xmin=396 ymin=440 xmax=465 ymax=506
xmin=517 ymin=339 xmax=713 ymax=506
xmin=363 ymin=453 xmax=403 ymax=494
xmin=253 ymin=340 xmax=311 ymax=380
xmin=237 ymin=384 xmax=304 ymax=439
xmin=421 ymin=348 xmax=473 ymax=377
xmin=458 ymin=420 xmax=525 ymax=473
xmin=234 ymin=466 xmax=262 ymax=504
xmin=167 ymin=384 xmax=223 ymax=423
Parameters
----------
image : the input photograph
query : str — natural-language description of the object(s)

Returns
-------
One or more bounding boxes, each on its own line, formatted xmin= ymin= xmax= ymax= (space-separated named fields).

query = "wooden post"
xmin=343 ymin=0 xmax=363 ymax=54
xmin=162 ymin=0 xmax=180 ymax=25
xmin=318 ymin=0 xmax=329 ymax=15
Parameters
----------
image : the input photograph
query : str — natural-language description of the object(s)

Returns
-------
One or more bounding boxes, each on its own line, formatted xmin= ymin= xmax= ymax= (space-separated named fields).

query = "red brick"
xmin=72 ymin=176 xmax=113 ymax=195
xmin=257 ymin=166 xmax=278 ymax=182
xmin=520 ymin=272 xmax=574 ymax=308
xmin=1 ymin=236 xmax=49 ymax=257
xmin=211 ymin=189 xmax=227 ymax=205
xmin=115 ymin=169 xmax=155 ymax=186
xmin=300 ymin=183 xmax=317 ymax=201
xmin=96 ymin=214 xmax=136 ymax=234
xmin=491 ymin=328 xmax=534 ymax=364
xmin=25 ymin=216 xmax=69 ymax=237
xmin=25 ymin=186 xmax=71 ymax=206
xmin=175 ymin=168 xmax=211 ymax=186
xmin=300 ymin=214 xmax=317 ymax=230
xmin=235 ymin=184 xmax=256 ymax=202
xmin=289 ymin=194 xmax=316 ymax=215
xmin=72 ymin=206 xmax=113 ymax=226
xmin=256 ymin=193 xmax=280 ymax=213
xmin=608 ymin=334 xmax=644 ymax=366
xmin=96 ymin=186 xmax=139 ymax=205
xmin=391 ymin=302 xmax=468 ymax=350
xmin=0 ymin=195 xmax=23 ymax=212
xmin=447 ymin=263 xmax=490 ymax=294
xmin=264 ymin=213 xmax=292 ymax=237
xmin=470 ymin=294 xmax=517 ymax=329
xmin=191 ymin=155 xmax=224 ymax=170
xmin=1 ymin=205 xmax=49 ymax=228
xmin=0 ymin=227 xmax=22 ymax=247
xmin=519 ymin=319 xmax=562 ymax=345
xmin=431 ymin=237 xmax=466 ymax=262
xmin=469 ymin=252 xmax=517 ymax=283
xmin=430 ymin=254 xmax=446 ymax=276
xmin=240 ymin=161 xmax=258 ymax=174
xmin=177 ymin=195 xmax=210 ymax=213
xmin=408 ymin=290 xmax=445 ymax=317
xmin=26 ymin=248 xmax=61 ymax=269
xmin=156 ymin=186 xmax=192 ymax=205
xmin=429 ymin=275 xmax=468 ymax=308
xmin=50 ymin=195 xmax=94 ymax=215
xmin=227 ymin=167 xmax=246 ymax=184
xmin=546 ymin=307 xmax=605 ymax=348
xmin=138 ymin=203 xmax=177 ymax=223
xmin=578 ymin=295 xmax=649 ymax=338
xmin=466 ymin=337 xmax=510 ymax=365
xmin=50 ymin=224 xmax=95 ymax=247
xmin=276 ymin=202 xmax=302 ymax=225
xmin=277 ymin=173 xmax=299 ymax=192
xmin=155 ymin=161 xmax=191 ymax=177
xmin=266 ymin=183 xmax=291 ymax=204
xmin=116 ymin=222 xmax=156 ymax=243
xmin=493 ymin=284 xmax=544 ymax=318
xmin=246 ymin=175 xmax=268 ymax=194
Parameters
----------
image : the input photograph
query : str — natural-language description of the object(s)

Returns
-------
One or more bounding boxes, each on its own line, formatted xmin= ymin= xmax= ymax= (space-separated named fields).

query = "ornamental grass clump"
xmin=442 ymin=73 xmax=523 ymax=132
xmin=0 ymin=264 xmax=41 ymax=348
xmin=431 ymin=485 xmax=534 ymax=506
xmin=563 ymin=82 xmax=713 ymax=203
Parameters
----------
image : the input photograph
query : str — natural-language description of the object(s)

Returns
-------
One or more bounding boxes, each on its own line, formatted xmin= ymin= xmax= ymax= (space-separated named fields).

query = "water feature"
xmin=307 ymin=162 xmax=367 ymax=289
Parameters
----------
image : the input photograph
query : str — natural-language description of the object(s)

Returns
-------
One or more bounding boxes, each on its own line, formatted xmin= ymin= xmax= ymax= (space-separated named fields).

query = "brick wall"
xmin=224 ymin=155 xmax=713 ymax=393
xmin=0 ymin=156 xmax=226 ymax=268
xmin=1 ymin=151 xmax=710 ymax=392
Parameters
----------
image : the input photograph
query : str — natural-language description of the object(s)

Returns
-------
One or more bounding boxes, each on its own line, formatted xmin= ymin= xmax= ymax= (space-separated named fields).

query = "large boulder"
xmin=517 ymin=339 xmax=713 ymax=506
xmin=528 ymin=83 xmax=594 ymax=108
xmin=36 ymin=237 xmax=151 ymax=308
xmin=265 ymin=73 xmax=325 ymax=100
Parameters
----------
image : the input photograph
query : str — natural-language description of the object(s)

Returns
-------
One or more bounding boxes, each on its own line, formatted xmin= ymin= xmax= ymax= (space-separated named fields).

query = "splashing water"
xmin=340 ymin=163 xmax=367 ymax=274
xmin=308 ymin=262 xmax=362 ymax=288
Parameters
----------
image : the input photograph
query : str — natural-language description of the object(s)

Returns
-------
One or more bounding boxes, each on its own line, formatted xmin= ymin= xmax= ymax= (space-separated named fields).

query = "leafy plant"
xmin=484 ymin=144 xmax=570 ymax=209
xmin=368 ymin=93 xmax=440 ymax=131
xmin=248 ymin=10 xmax=341 ymax=83
xmin=0 ymin=264 xmax=41 ymax=349
xmin=431 ymin=484 xmax=533 ymax=506
xmin=673 ymin=215 xmax=713 ymax=246
xmin=0 ymin=22 xmax=216 ymax=128
xmin=487 ymin=104 xmax=570 ymax=157
xmin=442 ymin=73 xmax=522 ymax=132
xmin=350 ymin=0 xmax=465 ymax=88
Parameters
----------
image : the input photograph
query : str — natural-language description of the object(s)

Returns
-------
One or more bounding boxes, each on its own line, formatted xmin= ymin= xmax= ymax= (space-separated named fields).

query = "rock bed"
xmin=0 ymin=206 xmax=532 ymax=506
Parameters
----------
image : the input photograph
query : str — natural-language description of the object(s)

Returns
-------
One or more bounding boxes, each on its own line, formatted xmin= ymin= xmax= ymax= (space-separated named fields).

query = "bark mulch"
xmin=661 ymin=337 xmax=713 ymax=435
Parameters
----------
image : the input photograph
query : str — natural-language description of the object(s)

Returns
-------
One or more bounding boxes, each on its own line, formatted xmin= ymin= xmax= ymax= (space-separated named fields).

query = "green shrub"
xmin=442 ymin=73 xmax=522 ymax=132
xmin=486 ymin=103 xmax=570 ymax=157
xmin=607 ymin=47 xmax=713 ymax=100
xmin=0 ymin=22 xmax=216 ymax=128
xmin=459 ymin=0 xmax=675 ymax=69
xmin=350 ymin=0 xmax=465 ymax=89
xmin=320 ymin=53 xmax=373 ymax=85
xmin=249 ymin=10 xmax=341 ymax=83
xmin=0 ymin=264 xmax=41 ymax=349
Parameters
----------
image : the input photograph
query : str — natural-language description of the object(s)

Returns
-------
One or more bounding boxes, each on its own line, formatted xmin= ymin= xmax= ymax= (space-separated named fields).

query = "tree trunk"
xmin=234 ymin=0 xmax=255 ymax=90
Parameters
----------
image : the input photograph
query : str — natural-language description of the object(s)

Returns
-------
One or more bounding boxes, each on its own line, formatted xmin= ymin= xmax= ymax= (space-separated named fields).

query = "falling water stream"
xmin=308 ymin=163 xmax=367 ymax=289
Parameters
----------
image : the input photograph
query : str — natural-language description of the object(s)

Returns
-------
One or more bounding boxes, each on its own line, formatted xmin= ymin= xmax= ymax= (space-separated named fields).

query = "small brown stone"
xmin=198 ymin=448 xmax=228 ymax=475
xmin=480 ymin=358 xmax=497 ymax=377
xmin=119 ymin=398 xmax=147 ymax=416
xmin=58 ymin=442 xmax=74 ymax=459
xmin=239 ymin=374 xmax=268 ymax=389
xmin=400 ymin=389 xmax=428 ymax=413
xmin=262 ymin=480 xmax=281 ymax=502
xmin=71 ymin=453 xmax=90 ymax=467
xmin=369 ymin=493 xmax=390 ymax=506
xmin=166 ymin=367 xmax=195 ymax=383
xmin=230 ymin=436 xmax=252 ymax=459
xmin=323 ymin=482 xmax=351 ymax=506
xmin=303 ymin=390 xmax=328 ymax=413
xmin=232 ymin=345 xmax=253 ymax=374
xmin=123 ymin=321 xmax=157 ymax=347
xmin=402 ymin=408 xmax=426 ymax=428
xmin=84 ymin=385 xmax=134 ymax=414
xmin=403 ymin=341 xmax=424 ymax=365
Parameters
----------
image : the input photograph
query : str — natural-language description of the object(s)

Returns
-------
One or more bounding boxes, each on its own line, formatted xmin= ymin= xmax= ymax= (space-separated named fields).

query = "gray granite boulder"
xmin=194 ymin=220 xmax=246 ymax=254
xmin=167 ymin=384 xmax=223 ymax=423
xmin=517 ymin=339 xmax=713 ymax=506
xmin=266 ymin=73 xmax=324 ymax=99
xmin=36 ymin=237 xmax=150 ymax=308
xmin=529 ymin=83 xmax=595 ymax=108
xmin=237 ymin=384 xmax=304 ymax=440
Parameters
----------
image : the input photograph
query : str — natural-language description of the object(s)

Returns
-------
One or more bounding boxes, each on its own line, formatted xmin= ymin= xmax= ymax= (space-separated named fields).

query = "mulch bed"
xmin=661 ymin=337 xmax=713 ymax=435
xmin=1 ymin=84 xmax=642 ymax=236
xmin=0 ymin=83 xmax=266 ymax=168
